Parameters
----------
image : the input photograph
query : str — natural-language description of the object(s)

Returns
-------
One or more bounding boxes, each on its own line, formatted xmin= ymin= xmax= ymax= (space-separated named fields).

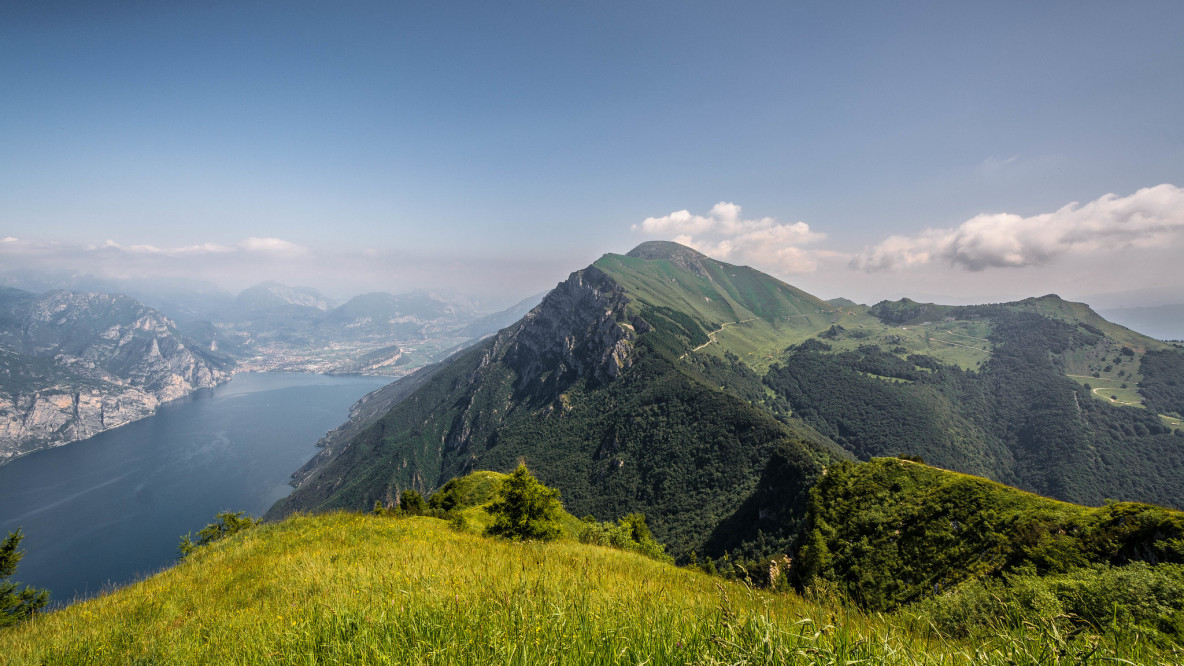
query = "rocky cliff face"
xmin=267 ymin=266 xmax=641 ymax=518
xmin=503 ymin=266 xmax=636 ymax=400
xmin=0 ymin=290 xmax=233 ymax=464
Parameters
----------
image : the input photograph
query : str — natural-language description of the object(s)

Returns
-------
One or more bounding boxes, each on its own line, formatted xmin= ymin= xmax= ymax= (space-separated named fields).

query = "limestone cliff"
xmin=267 ymin=265 xmax=639 ymax=519
xmin=0 ymin=289 xmax=234 ymax=463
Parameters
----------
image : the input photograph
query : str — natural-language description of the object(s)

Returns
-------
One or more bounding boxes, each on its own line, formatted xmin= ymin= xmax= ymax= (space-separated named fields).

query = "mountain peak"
xmin=625 ymin=241 xmax=713 ymax=278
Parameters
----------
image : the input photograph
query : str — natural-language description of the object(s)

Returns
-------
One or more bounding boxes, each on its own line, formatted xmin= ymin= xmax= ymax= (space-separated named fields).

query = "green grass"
xmin=1067 ymin=373 xmax=1145 ymax=408
xmin=594 ymin=252 xmax=840 ymax=371
xmin=4 ymin=513 xmax=1182 ymax=664
xmin=813 ymin=312 xmax=993 ymax=371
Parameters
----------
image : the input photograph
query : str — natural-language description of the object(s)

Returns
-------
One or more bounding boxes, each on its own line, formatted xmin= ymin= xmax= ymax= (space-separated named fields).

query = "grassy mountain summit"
xmin=271 ymin=241 xmax=1184 ymax=564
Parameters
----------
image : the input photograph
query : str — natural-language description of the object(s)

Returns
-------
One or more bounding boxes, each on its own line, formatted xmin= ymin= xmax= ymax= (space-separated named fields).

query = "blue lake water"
xmin=0 ymin=372 xmax=390 ymax=604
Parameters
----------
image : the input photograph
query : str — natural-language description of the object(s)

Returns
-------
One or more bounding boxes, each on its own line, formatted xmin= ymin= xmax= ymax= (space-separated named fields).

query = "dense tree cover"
xmin=765 ymin=345 xmax=1015 ymax=483
xmin=485 ymin=464 xmax=564 ymax=541
xmin=768 ymin=309 xmax=1184 ymax=508
xmin=1 ymin=528 xmax=48 ymax=627
xmin=796 ymin=458 xmax=1184 ymax=612
xmin=867 ymin=298 xmax=951 ymax=324
xmin=278 ymin=327 xmax=832 ymax=560
xmin=1140 ymin=348 xmax=1184 ymax=417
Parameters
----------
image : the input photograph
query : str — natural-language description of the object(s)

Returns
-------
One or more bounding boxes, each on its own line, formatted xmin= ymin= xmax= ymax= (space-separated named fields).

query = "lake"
xmin=0 ymin=372 xmax=391 ymax=604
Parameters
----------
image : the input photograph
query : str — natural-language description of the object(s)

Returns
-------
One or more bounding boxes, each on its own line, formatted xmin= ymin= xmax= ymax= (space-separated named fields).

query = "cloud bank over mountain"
xmin=630 ymin=184 xmax=1184 ymax=306
xmin=852 ymin=184 xmax=1184 ymax=272
xmin=632 ymin=202 xmax=834 ymax=274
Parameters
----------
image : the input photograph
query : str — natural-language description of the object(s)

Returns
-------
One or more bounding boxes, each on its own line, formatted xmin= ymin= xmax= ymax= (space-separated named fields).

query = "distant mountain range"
xmin=0 ymin=288 xmax=233 ymax=463
xmin=269 ymin=241 xmax=1184 ymax=570
xmin=0 ymin=278 xmax=545 ymax=464
xmin=169 ymin=282 xmax=542 ymax=375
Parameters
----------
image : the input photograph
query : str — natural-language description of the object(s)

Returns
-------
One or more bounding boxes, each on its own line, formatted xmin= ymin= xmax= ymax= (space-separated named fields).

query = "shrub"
xmin=578 ymin=513 xmax=671 ymax=562
xmin=399 ymin=490 xmax=428 ymax=515
xmin=178 ymin=511 xmax=260 ymax=559
xmin=914 ymin=563 xmax=1184 ymax=643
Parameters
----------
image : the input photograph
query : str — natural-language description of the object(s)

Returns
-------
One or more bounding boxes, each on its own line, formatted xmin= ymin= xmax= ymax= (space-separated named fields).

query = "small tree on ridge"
xmin=485 ymin=463 xmax=563 ymax=541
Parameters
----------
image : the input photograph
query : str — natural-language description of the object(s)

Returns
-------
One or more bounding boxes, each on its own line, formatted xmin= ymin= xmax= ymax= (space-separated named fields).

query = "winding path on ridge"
xmin=679 ymin=311 xmax=831 ymax=359
xmin=1066 ymin=374 xmax=1141 ymax=406
xmin=682 ymin=318 xmax=758 ymax=357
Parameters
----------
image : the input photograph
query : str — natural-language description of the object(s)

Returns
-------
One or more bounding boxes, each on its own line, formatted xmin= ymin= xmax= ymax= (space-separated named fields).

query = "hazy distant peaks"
xmin=236 ymin=281 xmax=335 ymax=312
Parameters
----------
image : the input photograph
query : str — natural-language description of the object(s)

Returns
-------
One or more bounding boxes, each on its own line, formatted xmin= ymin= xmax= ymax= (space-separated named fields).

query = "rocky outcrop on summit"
xmin=0 ymin=289 xmax=233 ymax=464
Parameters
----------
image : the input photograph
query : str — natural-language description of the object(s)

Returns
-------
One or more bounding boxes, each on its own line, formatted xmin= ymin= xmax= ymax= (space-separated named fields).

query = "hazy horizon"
xmin=3 ymin=2 xmax=1182 ymax=309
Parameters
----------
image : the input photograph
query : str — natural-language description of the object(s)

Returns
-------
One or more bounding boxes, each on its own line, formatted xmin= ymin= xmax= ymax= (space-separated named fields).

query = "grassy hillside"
xmin=595 ymin=245 xmax=838 ymax=372
xmin=6 ymin=512 xmax=1182 ymax=664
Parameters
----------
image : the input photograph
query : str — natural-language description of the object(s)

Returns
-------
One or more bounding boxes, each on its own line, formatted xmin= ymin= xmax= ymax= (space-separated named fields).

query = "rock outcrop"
xmin=504 ymin=266 xmax=636 ymax=400
xmin=0 ymin=289 xmax=233 ymax=463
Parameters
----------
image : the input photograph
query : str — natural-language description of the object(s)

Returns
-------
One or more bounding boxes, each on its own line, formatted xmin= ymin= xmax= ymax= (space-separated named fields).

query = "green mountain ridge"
xmin=270 ymin=240 xmax=1184 ymax=575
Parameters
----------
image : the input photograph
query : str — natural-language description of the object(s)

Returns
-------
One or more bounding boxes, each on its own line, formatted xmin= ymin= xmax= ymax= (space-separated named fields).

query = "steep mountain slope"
xmin=0 ymin=289 xmax=233 ymax=463
xmin=268 ymin=251 xmax=840 ymax=558
xmin=270 ymin=241 xmax=1184 ymax=561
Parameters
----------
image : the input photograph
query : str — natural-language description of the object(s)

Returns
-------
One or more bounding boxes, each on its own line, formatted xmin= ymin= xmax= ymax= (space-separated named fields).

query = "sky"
xmin=2 ymin=1 xmax=1183 ymax=308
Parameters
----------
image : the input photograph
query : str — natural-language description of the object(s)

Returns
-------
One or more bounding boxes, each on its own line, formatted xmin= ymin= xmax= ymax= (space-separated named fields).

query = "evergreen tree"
xmin=1 ymin=528 xmax=49 ymax=627
xmin=399 ymin=489 xmax=428 ymax=515
xmin=485 ymin=463 xmax=563 ymax=541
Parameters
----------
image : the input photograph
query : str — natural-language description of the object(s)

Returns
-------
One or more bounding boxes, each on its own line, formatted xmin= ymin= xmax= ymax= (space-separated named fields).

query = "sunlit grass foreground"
xmin=3 ymin=512 xmax=1180 ymax=664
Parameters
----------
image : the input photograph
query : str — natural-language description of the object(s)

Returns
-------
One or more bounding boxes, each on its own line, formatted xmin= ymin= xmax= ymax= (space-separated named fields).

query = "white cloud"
xmin=633 ymin=202 xmax=829 ymax=274
xmin=238 ymin=237 xmax=308 ymax=256
xmin=87 ymin=240 xmax=235 ymax=256
xmin=853 ymin=184 xmax=1184 ymax=272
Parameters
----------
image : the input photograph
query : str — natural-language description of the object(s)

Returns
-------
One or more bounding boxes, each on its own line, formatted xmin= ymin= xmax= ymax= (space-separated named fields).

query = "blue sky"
xmin=2 ymin=1 xmax=1182 ymax=307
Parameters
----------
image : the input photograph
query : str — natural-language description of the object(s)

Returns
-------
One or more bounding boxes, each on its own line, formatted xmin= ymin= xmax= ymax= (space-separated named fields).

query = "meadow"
xmin=4 ymin=511 xmax=1182 ymax=664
